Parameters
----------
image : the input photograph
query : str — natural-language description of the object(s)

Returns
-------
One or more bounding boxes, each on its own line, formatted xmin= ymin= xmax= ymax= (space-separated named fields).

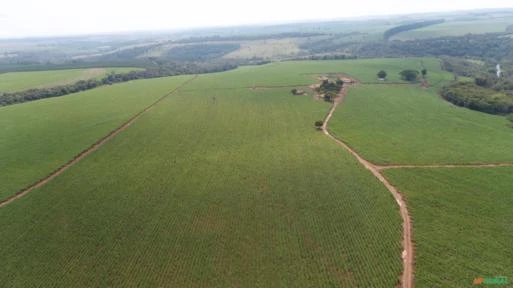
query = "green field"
xmin=2 ymin=58 xmax=433 ymax=202
xmin=0 ymin=67 xmax=140 ymax=92
xmin=329 ymin=84 xmax=513 ymax=164
xmin=384 ymin=167 xmax=513 ymax=287
xmin=0 ymin=70 xmax=402 ymax=287
xmin=392 ymin=18 xmax=513 ymax=40
xmin=186 ymin=57 xmax=444 ymax=89
xmin=0 ymin=76 xmax=191 ymax=200
xmin=2 ymin=57 xmax=512 ymax=287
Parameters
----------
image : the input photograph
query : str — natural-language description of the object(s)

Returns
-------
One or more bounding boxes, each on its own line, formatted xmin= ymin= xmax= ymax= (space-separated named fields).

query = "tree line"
xmin=166 ymin=44 xmax=241 ymax=61
xmin=441 ymin=82 xmax=513 ymax=114
xmin=359 ymin=32 xmax=513 ymax=61
xmin=174 ymin=32 xmax=326 ymax=44
xmin=0 ymin=61 xmax=241 ymax=107
xmin=383 ymin=19 xmax=445 ymax=40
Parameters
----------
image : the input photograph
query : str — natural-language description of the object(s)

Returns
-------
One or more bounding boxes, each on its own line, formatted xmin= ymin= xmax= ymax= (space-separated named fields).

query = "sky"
xmin=1 ymin=0 xmax=513 ymax=38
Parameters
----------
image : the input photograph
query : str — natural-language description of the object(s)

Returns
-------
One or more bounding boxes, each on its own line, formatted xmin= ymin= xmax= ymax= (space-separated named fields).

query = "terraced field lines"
xmin=0 ymin=76 xmax=197 ymax=209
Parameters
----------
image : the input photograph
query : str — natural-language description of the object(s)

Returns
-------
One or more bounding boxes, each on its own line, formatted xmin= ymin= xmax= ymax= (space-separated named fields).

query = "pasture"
xmin=0 ymin=75 xmax=402 ymax=286
xmin=384 ymin=167 xmax=513 ymax=287
xmin=0 ymin=67 xmax=139 ymax=92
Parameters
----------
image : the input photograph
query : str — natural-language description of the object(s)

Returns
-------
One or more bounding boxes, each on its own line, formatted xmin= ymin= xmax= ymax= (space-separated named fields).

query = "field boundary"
xmin=323 ymin=82 xmax=513 ymax=288
xmin=322 ymin=84 xmax=414 ymax=288
xmin=0 ymin=76 xmax=197 ymax=209
xmin=378 ymin=163 xmax=513 ymax=170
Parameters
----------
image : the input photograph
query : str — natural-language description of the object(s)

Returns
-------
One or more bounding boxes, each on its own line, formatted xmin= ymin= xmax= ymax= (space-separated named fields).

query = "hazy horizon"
xmin=1 ymin=0 xmax=513 ymax=38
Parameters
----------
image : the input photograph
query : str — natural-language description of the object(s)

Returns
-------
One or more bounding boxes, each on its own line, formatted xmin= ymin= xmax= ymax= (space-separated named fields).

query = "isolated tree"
xmin=421 ymin=69 xmax=428 ymax=78
xmin=291 ymin=88 xmax=298 ymax=95
xmin=377 ymin=70 xmax=387 ymax=79
xmin=315 ymin=120 xmax=324 ymax=129
xmin=399 ymin=70 xmax=420 ymax=82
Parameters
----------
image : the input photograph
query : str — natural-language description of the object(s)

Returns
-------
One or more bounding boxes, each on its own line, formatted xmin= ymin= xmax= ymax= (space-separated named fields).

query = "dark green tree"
xmin=399 ymin=70 xmax=420 ymax=82
xmin=377 ymin=70 xmax=387 ymax=79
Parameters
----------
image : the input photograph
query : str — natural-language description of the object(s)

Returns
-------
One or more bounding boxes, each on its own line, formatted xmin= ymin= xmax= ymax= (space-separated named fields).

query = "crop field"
xmin=383 ymin=167 xmax=513 ymax=287
xmin=3 ymin=57 xmax=511 ymax=287
xmin=186 ymin=57 xmax=443 ymax=89
xmin=0 ymin=76 xmax=191 ymax=200
xmin=329 ymin=84 xmax=513 ymax=165
xmin=0 ymin=67 xmax=140 ymax=92
xmin=2 ymin=58 xmax=430 ymax=202
xmin=0 ymin=71 xmax=403 ymax=286
xmin=392 ymin=18 xmax=513 ymax=40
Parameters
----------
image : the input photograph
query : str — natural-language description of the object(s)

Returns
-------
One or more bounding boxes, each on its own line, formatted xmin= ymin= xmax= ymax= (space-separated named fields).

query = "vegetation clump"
xmin=383 ymin=19 xmax=445 ymax=40
xmin=399 ymin=70 xmax=420 ymax=82
xmin=441 ymin=82 xmax=513 ymax=114
xmin=377 ymin=70 xmax=387 ymax=80
xmin=290 ymin=88 xmax=305 ymax=95
xmin=0 ymin=62 xmax=239 ymax=107
xmin=314 ymin=120 xmax=324 ymax=129
xmin=421 ymin=69 xmax=427 ymax=79
xmin=317 ymin=79 xmax=343 ymax=102
xmin=166 ymin=44 xmax=241 ymax=61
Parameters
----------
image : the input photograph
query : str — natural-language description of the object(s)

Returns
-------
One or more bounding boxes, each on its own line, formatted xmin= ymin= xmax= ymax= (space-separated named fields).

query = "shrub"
xmin=399 ymin=70 xmax=420 ymax=82
xmin=377 ymin=70 xmax=387 ymax=79
xmin=314 ymin=120 xmax=324 ymax=129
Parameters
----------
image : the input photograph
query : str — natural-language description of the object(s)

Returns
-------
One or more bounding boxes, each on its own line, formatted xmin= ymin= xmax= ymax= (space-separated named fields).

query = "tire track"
xmin=378 ymin=163 xmax=513 ymax=170
xmin=0 ymin=76 xmax=197 ymax=209
xmin=322 ymin=85 xmax=415 ymax=288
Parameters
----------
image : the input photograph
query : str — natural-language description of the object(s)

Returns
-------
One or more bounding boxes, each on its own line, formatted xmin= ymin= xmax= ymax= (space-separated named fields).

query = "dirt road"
xmin=322 ymin=85 xmax=415 ymax=288
xmin=321 ymin=84 xmax=513 ymax=288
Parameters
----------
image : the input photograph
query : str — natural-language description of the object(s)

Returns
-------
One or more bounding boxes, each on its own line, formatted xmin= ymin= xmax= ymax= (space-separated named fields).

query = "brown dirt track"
xmin=321 ymin=85 xmax=414 ymax=288
xmin=0 ymin=76 xmax=197 ymax=209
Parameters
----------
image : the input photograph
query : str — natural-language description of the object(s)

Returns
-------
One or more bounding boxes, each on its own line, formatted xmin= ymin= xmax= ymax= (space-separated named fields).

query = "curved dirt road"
xmin=0 ymin=76 xmax=197 ymax=209
xmin=322 ymin=86 xmax=415 ymax=288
